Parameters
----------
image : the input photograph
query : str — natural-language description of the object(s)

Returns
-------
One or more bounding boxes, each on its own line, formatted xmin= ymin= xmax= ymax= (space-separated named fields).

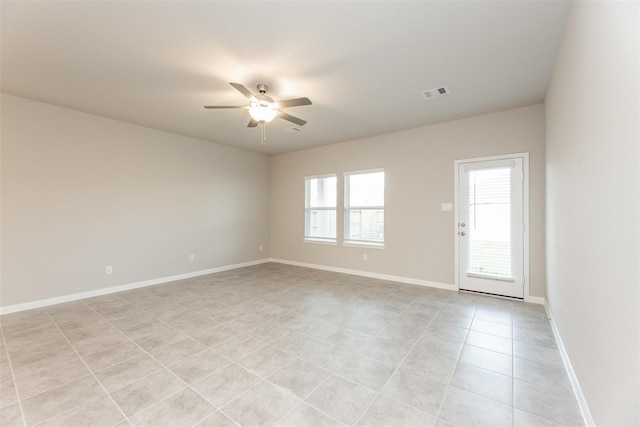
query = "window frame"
xmin=304 ymin=173 xmax=338 ymax=244
xmin=343 ymin=168 xmax=385 ymax=248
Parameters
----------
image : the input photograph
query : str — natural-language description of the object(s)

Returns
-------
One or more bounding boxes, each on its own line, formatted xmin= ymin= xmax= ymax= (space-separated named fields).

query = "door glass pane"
xmin=466 ymin=167 xmax=513 ymax=279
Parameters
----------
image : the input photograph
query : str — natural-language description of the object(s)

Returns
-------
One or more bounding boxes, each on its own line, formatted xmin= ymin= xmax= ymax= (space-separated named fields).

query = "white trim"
xmin=342 ymin=241 xmax=385 ymax=249
xmin=454 ymin=152 xmax=531 ymax=300
xmin=303 ymin=239 xmax=337 ymax=246
xmin=462 ymin=159 xmax=516 ymax=171
xmin=544 ymin=301 xmax=595 ymax=427
xmin=523 ymin=153 xmax=531 ymax=304
xmin=1 ymin=253 xmax=541 ymax=315
xmin=0 ymin=259 xmax=270 ymax=315
xmin=524 ymin=295 xmax=545 ymax=305
xmin=270 ymin=258 xmax=456 ymax=291
xmin=303 ymin=172 xmax=337 ymax=180
xmin=343 ymin=168 xmax=385 ymax=177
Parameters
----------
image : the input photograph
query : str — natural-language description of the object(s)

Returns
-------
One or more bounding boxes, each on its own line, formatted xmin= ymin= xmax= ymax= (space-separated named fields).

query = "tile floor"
xmin=0 ymin=263 xmax=585 ymax=426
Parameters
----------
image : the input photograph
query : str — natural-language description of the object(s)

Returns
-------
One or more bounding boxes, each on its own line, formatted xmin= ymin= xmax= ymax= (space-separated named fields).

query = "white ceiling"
xmin=1 ymin=1 xmax=571 ymax=155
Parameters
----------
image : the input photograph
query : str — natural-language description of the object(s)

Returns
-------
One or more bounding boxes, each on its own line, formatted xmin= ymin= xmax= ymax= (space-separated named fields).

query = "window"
xmin=344 ymin=170 xmax=384 ymax=246
xmin=304 ymin=174 xmax=337 ymax=243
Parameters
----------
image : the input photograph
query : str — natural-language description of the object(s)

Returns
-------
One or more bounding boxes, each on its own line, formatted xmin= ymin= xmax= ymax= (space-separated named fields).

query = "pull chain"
xmin=261 ymin=122 xmax=267 ymax=144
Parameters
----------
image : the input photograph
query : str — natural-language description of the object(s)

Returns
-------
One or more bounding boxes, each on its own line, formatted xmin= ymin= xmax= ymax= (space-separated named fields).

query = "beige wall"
xmin=270 ymin=104 xmax=546 ymax=298
xmin=1 ymin=94 xmax=270 ymax=308
xmin=545 ymin=1 xmax=640 ymax=425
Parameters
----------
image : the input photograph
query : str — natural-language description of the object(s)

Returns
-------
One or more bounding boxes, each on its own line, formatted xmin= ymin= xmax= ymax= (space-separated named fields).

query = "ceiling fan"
xmin=204 ymin=82 xmax=312 ymax=143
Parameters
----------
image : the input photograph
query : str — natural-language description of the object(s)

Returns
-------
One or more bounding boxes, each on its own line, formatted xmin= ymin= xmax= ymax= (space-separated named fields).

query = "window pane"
xmin=347 ymin=209 xmax=384 ymax=242
xmin=345 ymin=170 xmax=384 ymax=244
xmin=308 ymin=176 xmax=337 ymax=208
xmin=348 ymin=172 xmax=384 ymax=207
xmin=305 ymin=175 xmax=337 ymax=242
xmin=307 ymin=210 xmax=336 ymax=239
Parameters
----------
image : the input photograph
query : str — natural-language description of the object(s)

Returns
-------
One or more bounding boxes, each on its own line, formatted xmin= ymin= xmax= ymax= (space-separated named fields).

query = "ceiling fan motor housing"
xmin=254 ymin=84 xmax=274 ymax=103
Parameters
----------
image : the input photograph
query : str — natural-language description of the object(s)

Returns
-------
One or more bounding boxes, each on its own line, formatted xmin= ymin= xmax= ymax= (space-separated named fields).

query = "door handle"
xmin=460 ymin=231 xmax=466 ymax=236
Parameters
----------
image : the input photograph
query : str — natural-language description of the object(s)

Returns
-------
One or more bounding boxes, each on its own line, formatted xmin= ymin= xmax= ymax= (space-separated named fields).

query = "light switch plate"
xmin=441 ymin=203 xmax=453 ymax=211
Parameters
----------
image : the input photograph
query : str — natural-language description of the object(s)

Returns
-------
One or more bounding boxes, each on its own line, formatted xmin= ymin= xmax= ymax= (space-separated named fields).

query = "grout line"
xmin=283 ymin=376 xmax=348 ymax=427
xmin=218 ymin=337 xmax=340 ymax=425
xmin=30 ymin=394 xmax=121 ymax=427
xmin=351 ymin=293 xmax=456 ymax=426
xmin=0 ymin=325 xmax=28 ymax=427
xmin=195 ymin=412 xmax=239 ymax=427
xmin=2 ymin=266 xmax=559 ymax=427
xmin=39 ymin=310 xmax=132 ymax=427
xmin=97 ymin=310 xmax=254 ymax=425
xmin=83 ymin=284 xmax=324 ymax=425
xmin=192 ymin=304 xmax=391 ymax=426
xmin=84 ymin=296 xmax=243 ymax=423
xmin=432 ymin=298 xmax=476 ymax=424
xmin=217 ymin=357 xmax=348 ymax=427
xmin=66 ymin=301 xmax=193 ymax=387
xmin=512 ymin=318 xmax=516 ymax=427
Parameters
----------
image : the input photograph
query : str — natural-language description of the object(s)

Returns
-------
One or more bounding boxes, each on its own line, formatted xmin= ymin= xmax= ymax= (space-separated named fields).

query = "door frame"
xmin=454 ymin=152 xmax=531 ymax=301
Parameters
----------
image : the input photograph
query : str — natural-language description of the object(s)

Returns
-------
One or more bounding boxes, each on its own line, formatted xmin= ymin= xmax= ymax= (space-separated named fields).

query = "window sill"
xmin=304 ymin=238 xmax=337 ymax=246
xmin=343 ymin=241 xmax=385 ymax=249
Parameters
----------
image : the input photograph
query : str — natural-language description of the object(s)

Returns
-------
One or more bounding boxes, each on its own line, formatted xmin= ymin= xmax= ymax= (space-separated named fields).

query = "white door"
xmin=456 ymin=156 xmax=526 ymax=298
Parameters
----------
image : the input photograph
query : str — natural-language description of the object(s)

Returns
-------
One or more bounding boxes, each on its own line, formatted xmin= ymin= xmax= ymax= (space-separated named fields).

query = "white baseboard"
xmin=525 ymin=295 xmax=545 ymax=305
xmin=269 ymin=258 xmax=457 ymax=291
xmin=271 ymin=259 xmax=546 ymax=304
xmin=544 ymin=301 xmax=595 ymax=427
xmin=1 ymin=258 xmax=545 ymax=315
xmin=0 ymin=258 xmax=270 ymax=315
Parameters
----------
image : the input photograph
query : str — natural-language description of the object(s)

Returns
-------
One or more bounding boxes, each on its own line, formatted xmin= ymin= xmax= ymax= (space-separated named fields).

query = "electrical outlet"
xmin=558 ymin=299 xmax=563 ymax=313
xmin=259 ymin=245 xmax=263 ymax=252
xmin=105 ymin=265 xmax=112 ymax=275
xmin=189 ymin=254 xmax=195 ymax=262
xmin=363 ymin=254 xmax=368 ymax=261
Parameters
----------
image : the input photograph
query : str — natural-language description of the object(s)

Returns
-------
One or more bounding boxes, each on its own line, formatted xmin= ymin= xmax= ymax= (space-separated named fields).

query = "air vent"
xmin=422 ymin=85 xmax=450 ymax=100
xmin=284 ymin=127 xmax=302 ymax=133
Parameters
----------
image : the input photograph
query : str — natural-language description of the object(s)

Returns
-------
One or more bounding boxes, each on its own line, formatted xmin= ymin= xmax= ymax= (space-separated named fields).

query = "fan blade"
xmin=277 ymin=111 xmax=307 ymax=126
xmin=203 ymin=106 xmax=247 ymax=109
xmin=276 ymin=97 xmax=312 ymax=108
xmin=247 ymin=118 xmax=259 ymax=128
xmin=229 ymin=82 xmax=255 ymax=99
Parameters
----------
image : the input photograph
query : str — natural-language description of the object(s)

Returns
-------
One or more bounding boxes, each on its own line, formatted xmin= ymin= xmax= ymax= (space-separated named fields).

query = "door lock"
xmin=460 ymin=231 xmax=466 ymax=236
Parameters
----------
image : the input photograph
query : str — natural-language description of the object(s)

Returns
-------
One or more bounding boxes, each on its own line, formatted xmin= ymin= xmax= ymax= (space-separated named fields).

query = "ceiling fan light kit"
xmin=204 ymin=82 xmax=312 ymax=144
xmin=248 ymin=100 xmax=277 ymax=123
